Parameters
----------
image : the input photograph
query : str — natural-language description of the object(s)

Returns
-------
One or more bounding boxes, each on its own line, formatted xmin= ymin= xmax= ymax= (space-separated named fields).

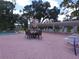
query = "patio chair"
xmin=25 ymin=30 xmax=31 ymax=39
xmin=36 ymin=30 xmax=42 ymax=39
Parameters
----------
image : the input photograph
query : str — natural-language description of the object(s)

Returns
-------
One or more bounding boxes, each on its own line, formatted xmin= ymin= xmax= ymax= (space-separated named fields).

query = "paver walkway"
xmin=0 ymin=32 xmax=79 ymax=59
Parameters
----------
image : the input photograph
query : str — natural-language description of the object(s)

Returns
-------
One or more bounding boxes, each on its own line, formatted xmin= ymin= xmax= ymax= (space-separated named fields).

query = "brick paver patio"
xmin=0 ymin=32 xmax=79 ymax=59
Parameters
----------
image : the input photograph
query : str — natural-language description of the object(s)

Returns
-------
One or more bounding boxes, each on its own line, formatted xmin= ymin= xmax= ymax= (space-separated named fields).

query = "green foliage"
xmin=18 ymin=15 xmax=28 ymax=31
xmin=0 ymin=1 xmax=15 ymax=14
xmin=60 ymin=0 xmax=74 ymax=8
xmin=71 ymin=10 xmax=79 ymax=17
xmin=23 ymin=0 xmax=60 ymax=22
xmin=48 ymin=6 xmax=60 ymax=22
xmin=0 ymin=1 xmax=15 ymax=31
xmin=60 ymin=0 xmax=79 ymax=20
xmin=67 ymin=26 xmax=72 ymax=32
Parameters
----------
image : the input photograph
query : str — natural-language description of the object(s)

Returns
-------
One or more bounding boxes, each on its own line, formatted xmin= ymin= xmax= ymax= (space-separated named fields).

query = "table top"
xmin=65 ymin=34 xmax=79 ymax=45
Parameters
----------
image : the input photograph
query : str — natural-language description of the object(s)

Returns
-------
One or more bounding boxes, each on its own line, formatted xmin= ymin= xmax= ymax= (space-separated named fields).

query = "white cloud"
xmin=6 ymin=0 xmax=59 ymax=8
xmin=5 ymin=0 xmax=12 ymax=2
xmin=58 ymin=14 xmax=66 ymax=21
xmin=16 ymin=0 xmax=31 ymax=6
xmin=6 ymin=0 xmax=31 ymax=6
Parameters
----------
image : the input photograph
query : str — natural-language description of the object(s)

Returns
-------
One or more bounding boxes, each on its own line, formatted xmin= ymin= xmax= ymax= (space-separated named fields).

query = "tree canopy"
xmin=23 ymin=0 xmax=60 ymax=22
xmin=0 ymin=1 xmax=15 ymax=31
xmin=60 ymin=0 xmax=79 ymax=20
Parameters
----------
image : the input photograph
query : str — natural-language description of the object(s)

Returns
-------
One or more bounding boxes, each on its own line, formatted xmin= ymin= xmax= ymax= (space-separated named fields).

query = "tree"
xmin=24 ymin=5 xmax=33 ymax=19
xmin=60 ymin=0 xmax=79 ymax=20
xmin=23 ymin=0 xmax=60 ymax=23
xmin=0 ymin=1 xmax=15 ymax=14
xmin=23 ymin=0 xmax=51 ymax=23
xmin=0 ymin=1 xmax=15 ymax=31
xmin=48 ymin=6 xmax=60 ymax=22
xmin=19 ymin=14 xmax=28 ymax=31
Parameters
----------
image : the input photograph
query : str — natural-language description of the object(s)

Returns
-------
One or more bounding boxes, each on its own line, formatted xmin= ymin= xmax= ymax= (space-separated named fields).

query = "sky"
xmin=5 ymin=0 xmax=67 ymax=21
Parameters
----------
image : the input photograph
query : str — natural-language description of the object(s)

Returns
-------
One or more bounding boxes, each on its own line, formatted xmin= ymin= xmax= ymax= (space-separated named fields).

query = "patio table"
xmin=65 ymin=34 xmax=79 ymax=56
xmin=30 ymin=30 xmax=39 ymax=38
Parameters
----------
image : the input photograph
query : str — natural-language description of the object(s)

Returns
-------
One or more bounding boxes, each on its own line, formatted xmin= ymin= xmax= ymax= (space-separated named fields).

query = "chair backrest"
xmin=25 ymin=29 xmax=30 ymax=35
xmin=38 ymin=30 xmax=42 ymax=35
